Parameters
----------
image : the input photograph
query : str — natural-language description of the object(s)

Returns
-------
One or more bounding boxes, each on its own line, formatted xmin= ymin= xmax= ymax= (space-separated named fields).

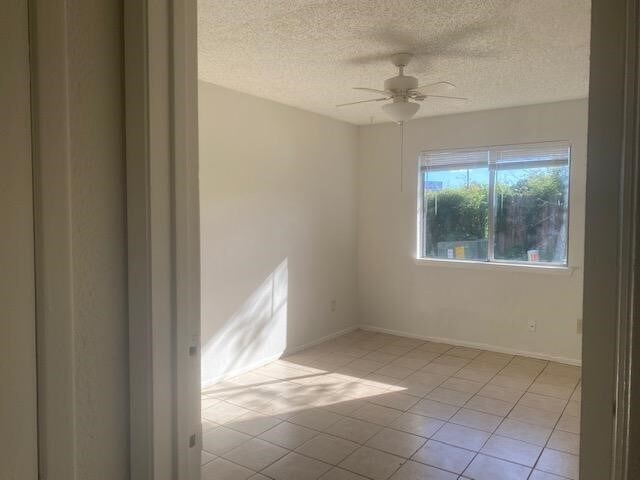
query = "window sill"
xmin=413 ymin=257 xmax=576 ymax=275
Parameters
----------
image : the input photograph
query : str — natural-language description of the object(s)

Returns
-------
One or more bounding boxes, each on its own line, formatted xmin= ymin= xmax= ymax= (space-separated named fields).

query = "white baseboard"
xmin=359 ymin=324 xmax=581 ymax=367
xmin=201 ymin=324 xmax=359 ymax=389
xmin=201 ymin=351 xmax=284 ymax=390
xmin=284 ymin=325 xmax=359 ymax=355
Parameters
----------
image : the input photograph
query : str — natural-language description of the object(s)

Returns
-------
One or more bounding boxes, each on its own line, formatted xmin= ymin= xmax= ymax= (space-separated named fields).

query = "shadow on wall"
xmin=201 ymin=259 xmax=289 ymax=387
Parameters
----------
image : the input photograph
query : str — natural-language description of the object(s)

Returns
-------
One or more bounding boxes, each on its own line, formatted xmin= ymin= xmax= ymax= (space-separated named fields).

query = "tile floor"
xmin=201 ymin=329 xmax=581 ymax=480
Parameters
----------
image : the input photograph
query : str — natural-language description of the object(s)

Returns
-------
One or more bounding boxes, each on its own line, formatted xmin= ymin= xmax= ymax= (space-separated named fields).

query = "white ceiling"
xmin=198 ymin=0 xmax=590 ymax=125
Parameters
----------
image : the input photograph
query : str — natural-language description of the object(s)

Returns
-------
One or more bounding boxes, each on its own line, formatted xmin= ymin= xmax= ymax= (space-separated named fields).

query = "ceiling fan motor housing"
xmin=384 ymin=74 xmax=419 ymax=94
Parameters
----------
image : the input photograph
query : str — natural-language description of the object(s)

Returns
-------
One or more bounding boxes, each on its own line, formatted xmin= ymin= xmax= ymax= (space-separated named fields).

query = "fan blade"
xmin=424 ymin=94 xmax=468 ymax=101
xmin=415 ymin=81 xmax=456 ymax=93
xmin=353 ymin=87 xmax=391 ymax=95
xmin=336 ymin=97 xmax=388 ymax=107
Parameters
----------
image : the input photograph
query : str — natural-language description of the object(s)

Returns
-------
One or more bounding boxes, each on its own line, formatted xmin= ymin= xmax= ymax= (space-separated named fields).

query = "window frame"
xmin=417 ymin=141 xmax=572 ymax=269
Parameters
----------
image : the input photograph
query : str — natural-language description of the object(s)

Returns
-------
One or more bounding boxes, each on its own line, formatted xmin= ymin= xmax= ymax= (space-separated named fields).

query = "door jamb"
xmin=124 ymin=0 xmax=200 ymax=479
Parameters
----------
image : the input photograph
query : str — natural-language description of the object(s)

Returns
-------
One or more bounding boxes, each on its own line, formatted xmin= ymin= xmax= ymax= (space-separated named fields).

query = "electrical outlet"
xmin=577 ymin=318 xmax=583 ymax=334
xmin=330 ymin=299 xmax=337 ymax=312
xmin=527 ymin=320 xmax=537 ymax=332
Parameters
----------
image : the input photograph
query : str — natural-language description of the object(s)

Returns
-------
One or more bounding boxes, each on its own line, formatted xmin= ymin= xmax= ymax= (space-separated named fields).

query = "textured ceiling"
xmin=198 ymin=0 xmax=590 ymax=125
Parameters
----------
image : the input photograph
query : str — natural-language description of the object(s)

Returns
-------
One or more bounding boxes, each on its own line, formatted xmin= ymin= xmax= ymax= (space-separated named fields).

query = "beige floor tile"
xmin=289 ymin=408 xmax=344 ymax=431
xmin=201 ymin=450 xmax=216 ymax=466
xmin=349 ymin=403 xmax=403 ymax=426
xmin=249 ymin=474 xmax=272 ymax=480
xmin=432 ymin=423 xmax=490 ymax=451
xmin=363 ymin=351 xmax=398 ymax=364
xmin=323 ymin=399 xmax=367 ymax=416
xmin=226 ymin=411 xmax=282 ymax=436
xmin=339 ymin=446 xmax=404 ymax=480
xmin=367 ymin=391 xmax=420 ymax=411
xmin=409 ymin=398 xmax=459 ymax=421
xmin=447 ymin=346 xmax=483 ymax=359
xmin=529 ymin=470 xmax=568 ymax=479
xmin=449 ymin=408 xmax=503 ymax=432
xmin=388 ymin=356 xmax=432 ymax=370
xmin=202 ymin=396 xmax=221 ymax=410
xmin=378 ymin=344 xmax=416 ymax=356
xmin=201 ymin=458 xmax=255 ymax=480
xmin=418 ymin=342 xmax=453 ymax=354
xmin=412 ymin=439 xmax=475 ymax=474
xmin=319 ymin=467 xmax=370 ymax=479
xmin=528 ymin=381 xmax=574 ymax=400
xmin=429 ymin=355 xmax=470 ymax=368
xmin=375 ymin=364 xmax=416 ymax=379
xmin=421 ymin=362 xmax=464 ymax=376
xmin=465 ymin=395 xmax=515 ymax=416
xmin=296 ymin=433 xmax=359 ymax=465
xmin=463 ymin=454 xmax=531 ymax=480
xmin=425 ymin=387 xmax=474 ymax=406
xmin=548 ymin=430 xmax=580 ymax=455
xmin=390 ymin=460 xmax=458 ymax=479
xmin=440 ymin=377 xmax=485 ymax=394
xmin=202 ymin=426 xmax=252 ymax=455
xmin=495 ymin=418 xmax=552 ymax=446
xmin=223 ymin=438 xmax=288 ymax=471
xmin=365 ymin=427 xmax=426 ymax=458
xmin=564 ymin=400 xmax=580 ymax=417
xmin=347 ymin=359 xmax=385 ymax=374
xmin=508 ymin=404 xmax=560 ymax=428
xmin=489 ymin=374 xmax=534 ymax=391
xmin=202 ymin=419 xmax=217 ymax=434
xmin=454 ymin=366 xmax=500 ymax=383
xmin=325 ymin=417 xmax=382 ymax=443
xmin=263 ymin=452 xmax=332 ymax=480
xmin=536 ymin=448 xmax=579 ymax=479
xmin=404 ymin=350 xmax=441 ymax=362
xmin=555 ymin=413 xmax=580 ymax=434
xmin=477 ymin=384 xmax=524 ymax=404
xmin=480 ymin=434 xmax=542 ymax=467
xmin=259 ymin=422 xmax=318 ymax=449
xmin=202 ymin=401 xmax=251 ymax=424
xmin=518 ymin=392 xmax=567 ymax=413
xmin=405 ymin=371 xmax=448 ymax=390
xmin=391 ymin=412 xmax=445 ymax=437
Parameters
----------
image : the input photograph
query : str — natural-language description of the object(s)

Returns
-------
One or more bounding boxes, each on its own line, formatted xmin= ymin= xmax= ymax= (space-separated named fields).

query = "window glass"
xmin=418 ymin=143 xmax=570 ymax=267
xmin=493 ymin=164 xmax=569 ymax=264
xmin=422 ymin=167 xmax=489 ymax=261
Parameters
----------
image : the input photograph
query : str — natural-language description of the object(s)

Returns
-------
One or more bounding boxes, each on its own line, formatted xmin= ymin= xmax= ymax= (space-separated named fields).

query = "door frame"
xmin=120 ymin=1 xmax=639 ymax=480
xmin=124 ymin=1 xmax=200 ymax=479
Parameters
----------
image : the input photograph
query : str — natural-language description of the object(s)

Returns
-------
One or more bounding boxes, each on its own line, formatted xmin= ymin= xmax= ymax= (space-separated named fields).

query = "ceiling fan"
xmin=337 ymin=52 xmax=467 ymax=123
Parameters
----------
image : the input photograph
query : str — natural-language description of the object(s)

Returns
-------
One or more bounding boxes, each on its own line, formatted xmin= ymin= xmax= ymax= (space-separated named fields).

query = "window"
xmin=418 ymin=142 xmax=570 ymax=266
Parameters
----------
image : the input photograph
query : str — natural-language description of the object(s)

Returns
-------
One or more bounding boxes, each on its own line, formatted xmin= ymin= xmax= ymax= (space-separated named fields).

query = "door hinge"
xmin=189 ymin=433 xmax=196 ymax=447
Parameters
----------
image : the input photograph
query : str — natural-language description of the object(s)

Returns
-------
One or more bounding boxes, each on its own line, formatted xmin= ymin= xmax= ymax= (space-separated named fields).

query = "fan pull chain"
xmin=400 ymin=121 xmax=405 ymax=192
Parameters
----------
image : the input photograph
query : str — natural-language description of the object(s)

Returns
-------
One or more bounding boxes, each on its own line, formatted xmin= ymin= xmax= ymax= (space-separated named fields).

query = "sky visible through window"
xmin=424 ymin=169 xmax=539 ymax=189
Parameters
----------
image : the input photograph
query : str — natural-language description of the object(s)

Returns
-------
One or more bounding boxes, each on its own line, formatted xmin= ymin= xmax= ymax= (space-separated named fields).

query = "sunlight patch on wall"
xmin=201 ymin=259 xmax=288 ymax=386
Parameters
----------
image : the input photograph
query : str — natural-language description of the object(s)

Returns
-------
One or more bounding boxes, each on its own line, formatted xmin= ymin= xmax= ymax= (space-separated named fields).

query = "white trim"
xmin=124 ymin=0 xmax=200 ymax=479
xmin=30 ymin=0 xmax=77 ymax=477
xmin=413 ymin=257 xmax=576 ymax=275
xmin=284 ymin=326 xmax=359 ymax=356
xmin=359 ymin=324 xmax=582 ymax=366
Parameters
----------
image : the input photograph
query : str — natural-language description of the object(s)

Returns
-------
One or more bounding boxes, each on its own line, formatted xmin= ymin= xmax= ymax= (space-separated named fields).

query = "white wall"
xmin=199 ymin=81 xmax=359 ymax=385
xmin=357 ymin=99 xmax=587 ymax=364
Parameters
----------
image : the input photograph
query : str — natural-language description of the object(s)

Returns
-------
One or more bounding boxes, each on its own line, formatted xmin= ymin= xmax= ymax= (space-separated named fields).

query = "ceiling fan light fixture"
xmin=382 ymin=99 xmax=420 ymax=123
